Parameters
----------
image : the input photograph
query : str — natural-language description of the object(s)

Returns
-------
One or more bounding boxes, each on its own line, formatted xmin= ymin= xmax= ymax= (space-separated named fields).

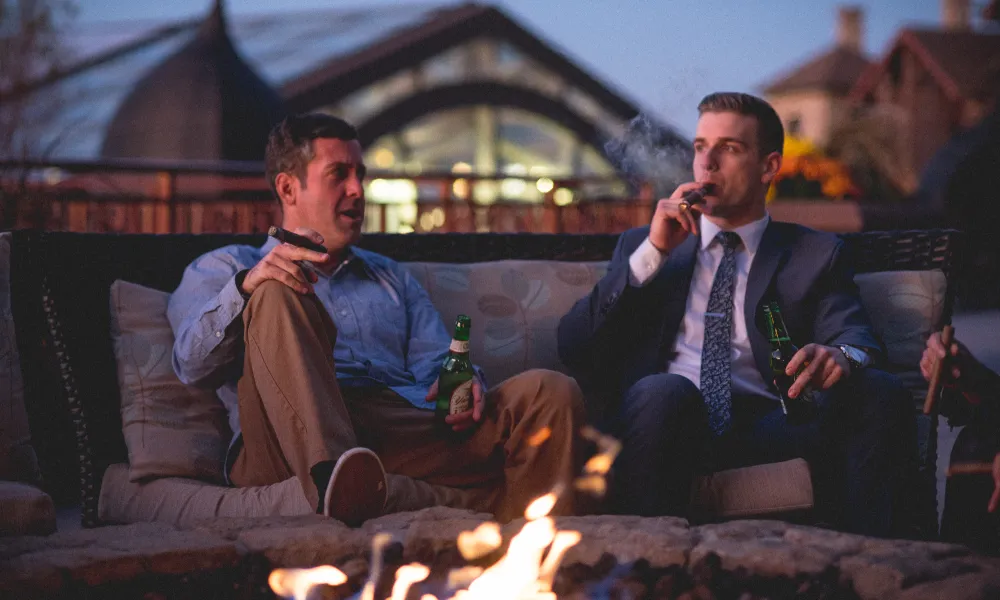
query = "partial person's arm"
xmin=167 ymin=251 xmax=250 ymax=389
xmin=921 ymin=331 xmax=1000 ymax=411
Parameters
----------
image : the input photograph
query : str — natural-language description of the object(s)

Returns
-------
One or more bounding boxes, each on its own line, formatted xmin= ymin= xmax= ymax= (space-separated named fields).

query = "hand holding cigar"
xmin=268 ymin=226 xmax=328 ymax=253
xmin=923 ymin=325 xmax=955 ymax=414
xmin=239 ymin=227 xmax=330 ymax=296
xmin=649 ymin=182 xmax=715 ymax=253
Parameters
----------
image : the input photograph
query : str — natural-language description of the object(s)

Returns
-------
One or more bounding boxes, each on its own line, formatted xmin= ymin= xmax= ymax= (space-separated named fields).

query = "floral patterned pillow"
xmin=403 ymin=261 xmax=608 ymax=386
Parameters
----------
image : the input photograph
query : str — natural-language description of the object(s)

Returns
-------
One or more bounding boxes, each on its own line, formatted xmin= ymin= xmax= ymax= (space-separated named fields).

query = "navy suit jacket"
xmin=557 ymin=220 xmax=883 ymax=411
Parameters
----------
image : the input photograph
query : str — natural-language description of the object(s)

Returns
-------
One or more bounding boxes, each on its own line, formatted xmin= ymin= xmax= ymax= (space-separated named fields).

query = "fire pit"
xmin=4 ymin=429 xmax=999 ymax=599
xmin=269 ymin=527 xmax=861 ymax=600
xmin=3 ymin=509 xmax=999 ymax=599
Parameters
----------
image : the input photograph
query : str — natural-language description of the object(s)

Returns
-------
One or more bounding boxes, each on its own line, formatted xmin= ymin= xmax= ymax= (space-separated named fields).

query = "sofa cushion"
xmin=109 ymin=280 xmax=230 ymax=483
xmin=403 ymin=261 xmax=607 ymax=386
xmin=0 ymin=480 xmax=56 ymax=536
xmin=854 ymin=270 xmax=947 ymax=399
xmin=690 ymin=458 xmax=814 ymax=519
xmin=98 ymin=463 xmax=310 ymax=527
xmin=0 ymin=232 xmax=41 ymax=484
xmin=99 ymin=457 xmax=813 ymax=526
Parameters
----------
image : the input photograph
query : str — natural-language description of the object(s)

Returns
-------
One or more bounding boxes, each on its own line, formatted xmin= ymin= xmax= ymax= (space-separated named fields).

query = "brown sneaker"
xmin=323 ymin=448 xmax=388 ymax=526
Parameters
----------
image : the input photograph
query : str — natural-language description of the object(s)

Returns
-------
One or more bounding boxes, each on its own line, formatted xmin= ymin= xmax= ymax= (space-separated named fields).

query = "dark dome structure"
xmin=101 ymin=0 xmax=285 ymax=161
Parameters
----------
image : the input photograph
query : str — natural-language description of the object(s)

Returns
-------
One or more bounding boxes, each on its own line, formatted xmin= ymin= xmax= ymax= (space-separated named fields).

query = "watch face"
xmin=841 ymin=345 xmax=866 ymax=367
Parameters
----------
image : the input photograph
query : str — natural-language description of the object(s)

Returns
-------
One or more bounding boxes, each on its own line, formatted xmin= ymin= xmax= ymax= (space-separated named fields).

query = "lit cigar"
xmin=267 ymin=226 xmax=328 ymax=254
xmin=678 ymin=183 xmax=715 ymax=212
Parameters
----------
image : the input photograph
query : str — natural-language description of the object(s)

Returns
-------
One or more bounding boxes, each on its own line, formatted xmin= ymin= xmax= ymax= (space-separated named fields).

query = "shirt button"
xmin=215 ymin=331 xmax=223 ymax=338
xmin=339 ymin=310 xmax=348 ymax=316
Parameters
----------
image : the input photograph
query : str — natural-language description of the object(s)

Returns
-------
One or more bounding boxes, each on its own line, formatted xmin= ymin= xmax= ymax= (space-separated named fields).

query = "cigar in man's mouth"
xmin=678 ymin=183 xmax=716 ymax=212
xmin=268 ymin=226 xmax=328 ymax=254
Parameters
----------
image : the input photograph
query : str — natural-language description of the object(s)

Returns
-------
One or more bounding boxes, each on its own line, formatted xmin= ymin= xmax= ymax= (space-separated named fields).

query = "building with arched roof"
xmin=101 ymin=1 xmax=287 ymax=162
xmin=4 ymin=1 xmax=689 ymax=233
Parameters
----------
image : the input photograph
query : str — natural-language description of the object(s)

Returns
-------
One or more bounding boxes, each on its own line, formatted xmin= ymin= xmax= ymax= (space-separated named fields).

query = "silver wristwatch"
xmin=838 ymin=344 xmax=872 ymax=370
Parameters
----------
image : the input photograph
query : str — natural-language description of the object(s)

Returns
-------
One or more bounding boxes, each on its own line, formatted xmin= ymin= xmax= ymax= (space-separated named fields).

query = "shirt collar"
xmin=259 ymin=237 xmax=372 ymax=279
xmin=699 ymin=212 xmax=771 ymax=255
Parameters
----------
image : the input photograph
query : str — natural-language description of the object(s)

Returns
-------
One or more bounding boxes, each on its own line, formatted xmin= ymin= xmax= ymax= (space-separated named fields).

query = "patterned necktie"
xmin=700 ymin=231 xmax=742 ymax=435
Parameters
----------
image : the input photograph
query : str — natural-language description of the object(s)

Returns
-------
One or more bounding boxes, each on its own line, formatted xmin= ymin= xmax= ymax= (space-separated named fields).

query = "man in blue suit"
xmin=558 ymin=92 xmax=914 ymax=537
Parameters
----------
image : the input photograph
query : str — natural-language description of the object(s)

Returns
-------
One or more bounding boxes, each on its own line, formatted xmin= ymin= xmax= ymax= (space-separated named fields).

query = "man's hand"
xmin=241 ymin=228 xmax=331 ymax=295
xmin=649 ymin=183 xmax=706 ymax=253
xmin=785 ymin=343 xmax=850 ymax=399
xmin=989 ymin=453 xmax=1000 ymax=513
xmin=425 ymin=374 xmax=486 ymax=433
xmin=920 ymin=331 xmax=976 ymax=383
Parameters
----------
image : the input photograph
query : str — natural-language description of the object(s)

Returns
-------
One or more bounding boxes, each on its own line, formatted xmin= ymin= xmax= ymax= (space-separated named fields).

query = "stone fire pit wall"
xmin=2 ymin=508 xmax=999 ymax=599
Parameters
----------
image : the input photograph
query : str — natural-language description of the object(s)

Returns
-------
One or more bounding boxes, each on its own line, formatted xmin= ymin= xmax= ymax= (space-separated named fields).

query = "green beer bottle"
xmin=435 ymin=314 xmax=474 ymax=424
xmin=763 ymin=302 xmax=817 ymax=424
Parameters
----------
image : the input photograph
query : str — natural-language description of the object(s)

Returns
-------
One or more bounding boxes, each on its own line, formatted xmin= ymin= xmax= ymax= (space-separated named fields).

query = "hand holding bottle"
xmin=426 ymin=375 xmax=485 ymax=432
xmin=428 ymin=314 xmax=487 ymax=433
xmin=784 ymin=344 xmax=850 ymax=398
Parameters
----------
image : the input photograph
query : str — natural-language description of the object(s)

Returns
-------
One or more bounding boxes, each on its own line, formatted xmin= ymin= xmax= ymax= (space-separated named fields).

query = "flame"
xmin=458 ymin=522 xmax=503 ymax=560
xmin=269 ymin=429 xmax=620 ymax=599
xmin=526 ymin=427 xmax=552 ymax=447
xmin=524 ymin=492 xmax=557 ymax=521
xmin=462 ymin=517 xmax=557 ymax=599
xmin=583 ymin=453 xmax=613 ymax=475
xmin=573 ymin=426 xmax=621 ymax=499
xmin=391 ymin=564 xmax=430 ymax=600
xmin=268 ymin=565 xmax=347 ymax=598
xmin=538 ymin=531 xmax=582 ymax=592
xmin=361 ymin=532 xmax=394 ymax=600
xmin=572 ymin=474 xmax=606 ymax=496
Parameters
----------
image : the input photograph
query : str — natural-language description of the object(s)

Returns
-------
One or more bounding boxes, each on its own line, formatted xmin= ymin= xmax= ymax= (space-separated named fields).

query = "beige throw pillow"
xmin=109 ymin=280 xmax=230 ymax=483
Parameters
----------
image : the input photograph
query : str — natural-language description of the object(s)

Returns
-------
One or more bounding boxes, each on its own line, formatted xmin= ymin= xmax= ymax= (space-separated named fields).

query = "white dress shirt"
xmin=628 ymin=213 xmax=776 ymax=399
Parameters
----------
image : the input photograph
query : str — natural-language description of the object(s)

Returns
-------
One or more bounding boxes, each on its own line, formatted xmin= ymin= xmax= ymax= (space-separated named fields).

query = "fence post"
xmin=440 ymin=178 xmax=452 ymax=233
xmin=154 ymin=171 xmax=176 ymax=233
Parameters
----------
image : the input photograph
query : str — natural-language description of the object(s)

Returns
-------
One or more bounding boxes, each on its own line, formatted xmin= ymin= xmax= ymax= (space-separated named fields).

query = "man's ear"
xmin=761 ymin=152 xmax=782 ymax=185
xmin=274 ymin=172 xmax=297 ymax=207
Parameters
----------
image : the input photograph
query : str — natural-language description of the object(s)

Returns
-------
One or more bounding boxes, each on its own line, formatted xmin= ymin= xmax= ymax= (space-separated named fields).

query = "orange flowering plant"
xmin=767 ymin=135 xmax=861 ymax=202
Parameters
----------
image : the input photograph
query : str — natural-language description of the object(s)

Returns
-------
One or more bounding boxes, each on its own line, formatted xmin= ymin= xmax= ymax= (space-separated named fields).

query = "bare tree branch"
xmin=0 ymin=0 xmax=77 ymax=228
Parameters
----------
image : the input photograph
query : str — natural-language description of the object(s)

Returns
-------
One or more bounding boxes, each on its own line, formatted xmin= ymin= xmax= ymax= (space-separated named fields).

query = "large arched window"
xmin=361 ymin=105 xmax=627 ymax=232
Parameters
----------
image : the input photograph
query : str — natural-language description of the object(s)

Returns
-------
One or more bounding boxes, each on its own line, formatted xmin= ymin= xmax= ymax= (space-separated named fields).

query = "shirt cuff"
xmin=628 ymin=237 xmax=669 ymax=287
xmin=201 ymin=275 xmax=249 ymax=350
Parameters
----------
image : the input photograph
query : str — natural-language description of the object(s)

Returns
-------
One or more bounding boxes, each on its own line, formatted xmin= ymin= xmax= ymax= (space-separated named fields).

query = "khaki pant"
xmin=229 ymin=280 xmax=586 ymax=522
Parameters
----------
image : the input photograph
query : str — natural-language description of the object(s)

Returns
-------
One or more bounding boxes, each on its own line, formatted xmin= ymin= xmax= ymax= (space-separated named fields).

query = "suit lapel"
xmin=745 ymin=221 xmax=792 ymax=384
xmin=655 ymin=234 xmax=699 ymax=363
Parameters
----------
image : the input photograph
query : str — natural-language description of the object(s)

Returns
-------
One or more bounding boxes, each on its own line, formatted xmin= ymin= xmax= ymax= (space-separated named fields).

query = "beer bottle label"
xmin=449 ymin=339 xmax=470 ymax=353
xmin=450 ymin=379 xmax=473 ymax=414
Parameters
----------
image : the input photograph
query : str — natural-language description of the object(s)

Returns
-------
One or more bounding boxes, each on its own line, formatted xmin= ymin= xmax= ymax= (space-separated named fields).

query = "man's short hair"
xmin=265 ymin=113 xmax=359 ymax=201
xmin=697 ymin=92 xmax=784 ymax=157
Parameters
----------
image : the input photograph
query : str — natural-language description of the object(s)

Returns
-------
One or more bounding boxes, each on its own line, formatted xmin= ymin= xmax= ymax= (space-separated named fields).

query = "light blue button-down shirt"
xmin=166 ymin=237 xmax=462 ymax=474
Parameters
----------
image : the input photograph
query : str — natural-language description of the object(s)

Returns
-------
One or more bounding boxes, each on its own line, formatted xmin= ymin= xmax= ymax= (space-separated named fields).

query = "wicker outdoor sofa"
xmin=0 ymin=228 xmax=960 ymax=538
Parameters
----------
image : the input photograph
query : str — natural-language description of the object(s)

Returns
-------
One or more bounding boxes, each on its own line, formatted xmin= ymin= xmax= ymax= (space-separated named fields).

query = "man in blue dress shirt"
xmin=168 ymin=113 xmax=584 ymax=526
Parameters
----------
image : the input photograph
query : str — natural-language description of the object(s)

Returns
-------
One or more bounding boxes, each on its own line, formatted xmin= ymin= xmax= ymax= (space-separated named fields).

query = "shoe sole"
xmin=323 ymin=448 xmax=388 ymax=526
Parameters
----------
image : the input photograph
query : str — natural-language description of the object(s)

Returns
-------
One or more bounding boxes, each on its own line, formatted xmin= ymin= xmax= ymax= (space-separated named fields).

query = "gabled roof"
xmin=280 ymin=3 xmax=639 ymax=119
xmin=762 ymin=46 xmax=871 ymax=96
xmin=851 ymin=28 xmax=1000 ymax=102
